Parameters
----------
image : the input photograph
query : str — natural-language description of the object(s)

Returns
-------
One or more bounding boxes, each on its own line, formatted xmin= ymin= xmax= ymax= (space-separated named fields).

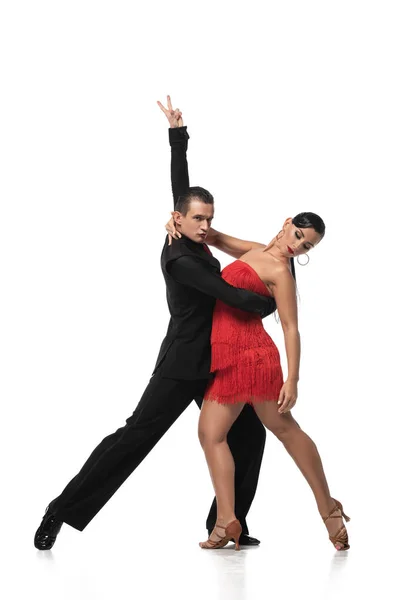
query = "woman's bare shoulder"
xmin=246 ymin=250 xmax=291 ymax=281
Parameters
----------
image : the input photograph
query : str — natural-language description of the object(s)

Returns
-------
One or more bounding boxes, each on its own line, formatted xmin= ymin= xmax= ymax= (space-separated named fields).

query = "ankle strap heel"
xmin=322 ymin=498 xmax=350 ymax=551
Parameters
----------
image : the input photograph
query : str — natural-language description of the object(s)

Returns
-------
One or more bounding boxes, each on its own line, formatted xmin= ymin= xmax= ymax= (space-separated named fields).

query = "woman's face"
xmin=279 ymin=218 xmax=322 ymax=258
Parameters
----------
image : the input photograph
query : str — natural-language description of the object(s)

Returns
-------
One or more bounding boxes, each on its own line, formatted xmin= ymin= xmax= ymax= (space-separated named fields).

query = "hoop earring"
xmin=296 ymin=254 xmax=310 ymax=266
xmin=276 ymin=229 xmax=284 ymax=241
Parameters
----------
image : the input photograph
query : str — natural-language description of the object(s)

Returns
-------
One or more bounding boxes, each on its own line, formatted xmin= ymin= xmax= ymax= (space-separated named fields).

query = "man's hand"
xmin=157 ymin=95 xmax=184 ymax=128
xmin=165 ymin=212 xmax=182 ymax=245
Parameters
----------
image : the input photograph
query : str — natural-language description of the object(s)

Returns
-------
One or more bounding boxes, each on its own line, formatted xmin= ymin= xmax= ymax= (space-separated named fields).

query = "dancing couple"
xmin=34 ymin=97 xmax=350 ymax=552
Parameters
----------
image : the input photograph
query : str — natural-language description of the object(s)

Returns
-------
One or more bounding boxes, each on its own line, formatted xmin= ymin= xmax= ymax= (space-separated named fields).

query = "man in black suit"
xmin=34 ymin=99 xmax=276 ymax=550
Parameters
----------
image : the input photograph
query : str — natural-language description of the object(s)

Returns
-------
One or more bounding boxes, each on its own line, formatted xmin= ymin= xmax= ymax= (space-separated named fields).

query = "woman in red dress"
xmin=201 ymin=214 xmax=351 ymax=551
xmin=168 ymin=211 xmax=350 ymax=552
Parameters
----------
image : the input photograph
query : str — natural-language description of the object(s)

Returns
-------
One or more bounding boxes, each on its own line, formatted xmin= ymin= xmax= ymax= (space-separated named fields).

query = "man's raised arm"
xmin=158 ymin=97 xmax=269 ymax=258
xmin=157 ymin=95 xmax=189 ymax=207
xmin=169 ymin=126 xmax=190 ymax=206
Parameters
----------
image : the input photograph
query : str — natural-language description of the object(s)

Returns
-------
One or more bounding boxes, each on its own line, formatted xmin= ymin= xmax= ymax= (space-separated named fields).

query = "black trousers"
xmin=50 ymin=371 xmax=266 ymax=533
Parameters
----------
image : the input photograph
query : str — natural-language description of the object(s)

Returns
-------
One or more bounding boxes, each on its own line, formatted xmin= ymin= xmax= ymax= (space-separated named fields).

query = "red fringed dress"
xmin=204 ymin=260 xmax=284 ymax=405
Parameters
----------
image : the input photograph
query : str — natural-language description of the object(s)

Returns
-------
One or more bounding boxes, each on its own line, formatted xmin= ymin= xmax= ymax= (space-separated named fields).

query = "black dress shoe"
xmin=34 ymin=504 xmax=63 ymax=550
xmin=237 ymin=533 xmax=260 ymax=546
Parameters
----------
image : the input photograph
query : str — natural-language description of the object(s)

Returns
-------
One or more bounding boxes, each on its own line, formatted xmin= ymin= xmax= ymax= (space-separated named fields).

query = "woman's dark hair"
xmin=272 ymin=211 xmax=325 ymax=323
xmin=174 ymin=186 xmax=214 ymax=215
xmin=289 ymin=212 xmax=326 ymax=281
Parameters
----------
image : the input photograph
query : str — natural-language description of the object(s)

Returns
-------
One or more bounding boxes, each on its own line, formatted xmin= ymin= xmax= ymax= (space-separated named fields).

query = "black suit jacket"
xmin=152 ymin=127 xmax=276 ymax=380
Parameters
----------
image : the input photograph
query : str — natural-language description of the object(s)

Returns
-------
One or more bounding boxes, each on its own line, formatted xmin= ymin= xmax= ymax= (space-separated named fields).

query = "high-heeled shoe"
xmin=199 ymin=519 xmax=242 ymax=551
xmin=322 ymin=498 xmax=351 ymax=551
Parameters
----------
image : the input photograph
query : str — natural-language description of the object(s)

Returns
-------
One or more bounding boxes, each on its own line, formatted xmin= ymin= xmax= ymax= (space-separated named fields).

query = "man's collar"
xmin=179 ymin=232 xmax=202 ymax=246
xmin=178 ymin=233 xmax=208 ymax=254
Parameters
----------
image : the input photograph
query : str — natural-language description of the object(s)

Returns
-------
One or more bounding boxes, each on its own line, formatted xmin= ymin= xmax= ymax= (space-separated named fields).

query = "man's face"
xmin=173 ymin=199 xmax=214 ymax=243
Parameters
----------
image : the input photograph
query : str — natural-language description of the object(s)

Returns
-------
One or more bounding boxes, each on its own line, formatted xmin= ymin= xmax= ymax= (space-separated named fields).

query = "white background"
xmin=1 ymin=1 xmax=399 ymax=599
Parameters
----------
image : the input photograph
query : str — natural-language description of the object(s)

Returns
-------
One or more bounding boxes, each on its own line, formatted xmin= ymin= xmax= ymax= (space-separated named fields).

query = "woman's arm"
xmin=271 ymin=267 xmax=300 ymax=413
xmin=165 ymin=217 xmax=267 ymax=255
xmin=207 ymin=228 xmax=266 ymax=258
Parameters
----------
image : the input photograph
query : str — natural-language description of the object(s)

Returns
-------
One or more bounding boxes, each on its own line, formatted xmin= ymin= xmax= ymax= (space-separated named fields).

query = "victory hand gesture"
xmin=157 ymin=95 xmax=184 ymax=128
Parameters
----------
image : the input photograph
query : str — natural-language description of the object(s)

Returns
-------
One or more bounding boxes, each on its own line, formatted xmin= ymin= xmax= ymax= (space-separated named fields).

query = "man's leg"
xmin=49 ymin=375 xmax=208 ymax=531
xmin=194 ymin=399 xmax=266 ymax=537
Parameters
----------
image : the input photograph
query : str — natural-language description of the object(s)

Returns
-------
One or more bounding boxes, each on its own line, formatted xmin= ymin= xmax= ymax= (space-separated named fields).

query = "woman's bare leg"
xmin=253 ymin=401 xmax=347 ymax=549
xmin=198 ymin=400 xmax=245 ymax=543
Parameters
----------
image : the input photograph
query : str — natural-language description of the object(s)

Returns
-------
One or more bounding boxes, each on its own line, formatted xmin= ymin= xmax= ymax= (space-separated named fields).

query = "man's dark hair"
xmin=174 ymin=186 xmax=214 ymax=216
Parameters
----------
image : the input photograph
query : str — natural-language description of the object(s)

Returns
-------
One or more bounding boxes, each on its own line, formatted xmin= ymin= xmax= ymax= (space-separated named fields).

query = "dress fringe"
xmin=206 ymin=260 xmax=284 ymax=406
xmin=204 ymin=360 xmax=283 ymax=406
